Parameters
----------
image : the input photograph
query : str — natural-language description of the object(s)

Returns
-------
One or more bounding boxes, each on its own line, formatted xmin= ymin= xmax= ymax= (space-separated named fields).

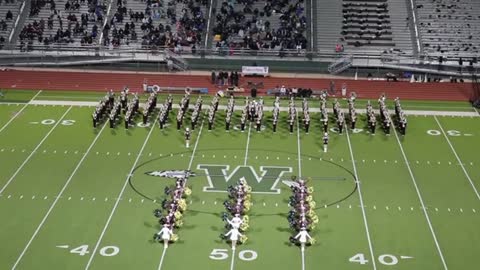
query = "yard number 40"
xmin=350 ymin=253 xmax=401 ymax=266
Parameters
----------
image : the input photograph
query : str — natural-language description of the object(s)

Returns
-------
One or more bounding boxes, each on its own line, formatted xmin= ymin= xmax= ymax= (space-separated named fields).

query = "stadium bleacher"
xmin=18 ymin=0 xmax=106 ymax=49
xmin=0 ymin=0 xmax=23 ymax=48
xmin=416 ymin=0 xmax=480 ymax=58
xmin=0 ymin=0 xmax=477 ymax=73
xmin=211 ymin=0 xmax=307 ymax=52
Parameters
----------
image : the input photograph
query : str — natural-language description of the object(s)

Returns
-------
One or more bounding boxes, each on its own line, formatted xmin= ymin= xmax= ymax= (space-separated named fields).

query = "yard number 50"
xmin=209 ymin=249 xmax=257 ymax=261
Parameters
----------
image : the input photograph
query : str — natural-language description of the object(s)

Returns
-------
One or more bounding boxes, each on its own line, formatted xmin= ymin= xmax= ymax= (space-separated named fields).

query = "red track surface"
xmin=0 ymin=69 xmax=474 ymax=101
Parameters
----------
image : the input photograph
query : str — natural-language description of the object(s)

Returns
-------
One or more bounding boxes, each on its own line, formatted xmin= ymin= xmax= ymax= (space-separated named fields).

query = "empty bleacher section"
xmin=341 ymin=0 xmax=395 ymax=49
xmin=415 ymin=0 xmax=480 ymax=58
xmin=210 ymin=0 xmax=307 ymax=53
xmin=0 ymin=0 xmax=23 ymax=48
xmin=316 ymin=0 xmax=413 ymax=55
xmin=103 ymin=0 xmax=208 ymax=50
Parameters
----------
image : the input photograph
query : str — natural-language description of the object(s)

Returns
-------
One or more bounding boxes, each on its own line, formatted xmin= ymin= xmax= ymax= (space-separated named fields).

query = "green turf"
xmin=0 ymin=94 xmax=479 ymax=270
xmin=1 ymin=89 xmax=476 ymax=112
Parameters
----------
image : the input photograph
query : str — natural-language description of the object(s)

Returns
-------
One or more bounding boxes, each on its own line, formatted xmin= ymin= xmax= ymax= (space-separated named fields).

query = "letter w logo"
xmin=197 ymin=164 xmax=292 ymax=194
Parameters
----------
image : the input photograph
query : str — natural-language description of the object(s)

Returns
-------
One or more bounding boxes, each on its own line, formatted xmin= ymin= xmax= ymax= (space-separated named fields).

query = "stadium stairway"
xmin=0 ymin=69 xmax=474 ymax=101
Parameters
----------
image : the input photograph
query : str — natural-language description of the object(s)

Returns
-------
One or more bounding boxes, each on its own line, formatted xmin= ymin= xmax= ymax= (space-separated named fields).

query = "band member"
xmin=156 ymin=224 xmax=173 ymax=248
xmin=226 ymin=114 xmax=231 ymax=131
xmin=370 ymin=119 xmax=376 ymax=134
xmin=92 ymin=112 xmax=98 ymax=128
xmin=191 ymin=111 xmax=198 ymax=130
xmin=120 ymin=88 xmax=128 ymax=109
xmin=143 ymin=109 xmax=148 ymax=125
xmin=225 ymin=227 xmax=243 ymax=250
xmin=351 ymin=114 xmax=357 ymax=129
xmin=337 ymin=113 xmax=344 ymax=134
xmin=384 ymin=119 xmax=391 ymax=135
xmin=323 ymin=132 xmax=329 ymax=153
xmin=176 ymin=110 xmax=183 ymax=130
xmin=185 ymin=128 xmax=191 ymax=148
xmin=322 ymin=116 xmax=328 ymax=133
xmin=109 ymin=114 xmax=115 ymax=128
xmin=304 ymin=114 xmax=310 ymax=134
xmin=399 ymin=118 xmax=407 ymax=135
xmin=294 ymin=227 xmax=312 ymax=246
xmin=125 ymin=111 xmax=130 ymax=129
xmin=208 ymin=112 xmax=214 ymax=131
xmin=240 ymin=112 xmax=246 ymax=132
xmin=227 ymin=214 xmax=243 ymax=230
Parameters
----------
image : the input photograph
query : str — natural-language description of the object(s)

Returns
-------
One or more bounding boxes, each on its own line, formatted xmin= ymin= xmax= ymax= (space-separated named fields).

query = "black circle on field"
xmin=128 ymin=148 xmax=358 ymax=215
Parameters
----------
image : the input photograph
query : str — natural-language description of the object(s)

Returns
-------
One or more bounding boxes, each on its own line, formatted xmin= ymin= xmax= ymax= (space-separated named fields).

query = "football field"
xmin=0 ymin=90 xmax=479 ymax=270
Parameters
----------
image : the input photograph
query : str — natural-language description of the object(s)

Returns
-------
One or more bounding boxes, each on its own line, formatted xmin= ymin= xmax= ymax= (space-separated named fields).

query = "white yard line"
xmin=0 ymin=90 xmax=42 ymax=134
xmin=0 ymin=106 xmax=72 ymax=195
xmin=244 ymin=122 xmax=252 ymax=166
xmin=11 ymin=120 xmax=108 ymax=270
xmin=85 ymin=116 xmax=160 ymax=270
xmin=296 ymin=111 xmax=302 ymax=178
xmin=473 ymin=107 xmax=479 ymax=115
xmin=157 ymin=247 xmax=168 ymax=270
xmin=301 ymin=246 xmax=306 ymax=270
xmin=344 ymin=124 xmax=377 ymax=270
xmin=156 ymin=115 xmax=205 ymax=270
xmin=229 ymin=249 xmax=236 ymax=270
xmin=392 ymin=126 xmax=448 ymax=270
xmin=433 ymin=116 xmax=480 ymax=200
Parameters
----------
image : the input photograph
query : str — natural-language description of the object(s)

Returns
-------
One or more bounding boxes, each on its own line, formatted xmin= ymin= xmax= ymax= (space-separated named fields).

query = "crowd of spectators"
xmin=19 ymin=0 xmax=106 ymax=48
xmin=212 ymin=0 xmax=307 ymax=52
xmin=131 ymin=0 xmax=206 ymax=50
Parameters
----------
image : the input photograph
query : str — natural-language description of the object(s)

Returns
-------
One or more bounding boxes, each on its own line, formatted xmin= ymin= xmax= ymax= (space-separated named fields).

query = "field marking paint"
xmin=229 ymin=248 xmax=236 ymax=270
xmin=392 ymin=126 xmax=448 ymax=270
xmin=244 ymin=122 xmax=252 ymax=166
xmin=85 ymin=116 xmax=160 ymax=270
xmin=433 ymin=116 xmax=480 ymax=201
xmin=0 ymin=90 xmax=42 ymax=134
xmin=157 ymin=247 xmax=168 ymax=270
xmin=345 ymin=124 xmax=377 ymax=270
xmin=301 ymin=245 xmax=306 ymax=270
xmin=0 ymin=106 xmax=73 ymax=195
xmin=157 ymin=114 xmax=206 ymax=270
xmin=296 ymin=111 xmax=302 ymax=178
xmin=11 ymin=120 xmax=108 ymax=270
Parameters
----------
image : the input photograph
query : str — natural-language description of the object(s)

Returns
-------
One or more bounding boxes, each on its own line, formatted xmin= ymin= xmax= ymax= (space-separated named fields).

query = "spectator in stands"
xmin=6 ymin=10 xmax=13 ymax=20
xmin=0 ymin=20 xmax=7 ymax=31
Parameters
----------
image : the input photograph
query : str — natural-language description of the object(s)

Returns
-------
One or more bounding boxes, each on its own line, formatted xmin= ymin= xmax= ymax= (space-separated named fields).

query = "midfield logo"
xmin=197 ymin=164 xmax=292 ymax=194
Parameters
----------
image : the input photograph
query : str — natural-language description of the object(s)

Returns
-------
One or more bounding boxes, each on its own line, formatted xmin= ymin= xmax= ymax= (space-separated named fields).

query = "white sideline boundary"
xmin=392 ymin=124 xmax=448 ymax=270
xmin=11 ymin=121 xmax=109 ymax=270
xmin=84 ymin=113 xmax=160 ymax=270
xmin=20 ymin=100 xmax=480 ymax=117
xmin=433 ymin=116 xmax=480 ymax=201
xmin=0 ymin=106 xmax=73 ymax=195
xmin=344 ymin=124 xmax=377 ymax=270
xmin=156 ymin=113 xmax=206 ymax=270
xmin=0 ymin=90 xmax=42 ymax=134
